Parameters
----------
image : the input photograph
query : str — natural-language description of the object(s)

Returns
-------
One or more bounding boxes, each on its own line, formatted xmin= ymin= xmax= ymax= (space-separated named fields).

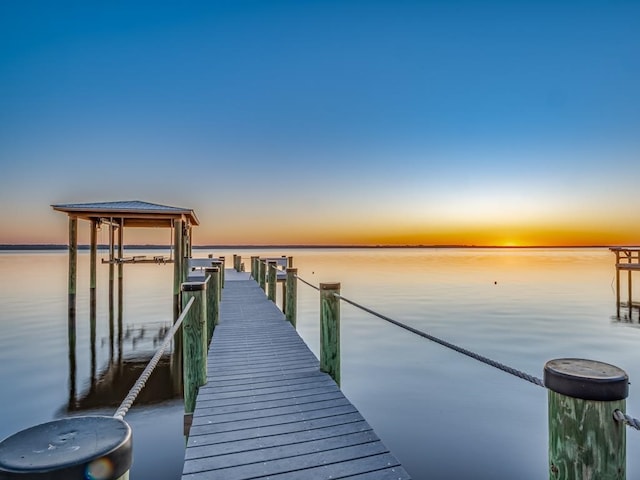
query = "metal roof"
xmin=51 ymin=200 xmax=199 ymax=227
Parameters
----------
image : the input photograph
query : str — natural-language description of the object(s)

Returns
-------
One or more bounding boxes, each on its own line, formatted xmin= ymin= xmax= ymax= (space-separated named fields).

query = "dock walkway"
xmin=182 ymin=272 xmax=411 ymax=479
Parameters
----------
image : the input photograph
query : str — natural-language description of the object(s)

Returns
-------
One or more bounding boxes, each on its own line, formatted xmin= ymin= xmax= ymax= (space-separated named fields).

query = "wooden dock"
xmin=182 ymin=271 xmax=411 ymax=480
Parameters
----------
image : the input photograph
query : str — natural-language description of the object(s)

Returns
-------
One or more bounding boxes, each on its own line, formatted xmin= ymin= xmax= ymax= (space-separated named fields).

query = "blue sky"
xmin=1 ymin=1 xmax=638 ymax=245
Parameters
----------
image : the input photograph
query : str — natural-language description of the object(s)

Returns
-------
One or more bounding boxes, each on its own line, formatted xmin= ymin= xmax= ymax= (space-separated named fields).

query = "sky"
xmin=0 ymin=1 xmax=638 ymax=246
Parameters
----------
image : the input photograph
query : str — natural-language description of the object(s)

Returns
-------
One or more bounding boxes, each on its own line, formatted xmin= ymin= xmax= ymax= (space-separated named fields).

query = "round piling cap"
xmin=182 ymin=281 xmax=206 ymax=292
xmin=0 ymin=416 xmax=132 ymax=479
xmin=544 ymin=358 xmax=629 ymax=401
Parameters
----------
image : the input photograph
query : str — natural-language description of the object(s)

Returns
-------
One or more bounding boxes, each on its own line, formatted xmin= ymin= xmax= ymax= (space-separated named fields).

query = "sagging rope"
xmin=295 ymin=274 xmax=320 ymax=291
xmin=334 ymin=292 xmax=545 ymax=388
xmin=113 ymin=296 xmax=195 ymax=420
xmin=295 ymin=274 xmax=640 ymax=431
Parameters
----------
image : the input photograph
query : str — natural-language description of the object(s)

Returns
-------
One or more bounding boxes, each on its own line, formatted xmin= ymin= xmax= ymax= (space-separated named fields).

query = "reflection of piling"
xmin=68 ymin=217 xmax=77 ymax=316
xmin=67 ymin=309 xmax=76 ymax=410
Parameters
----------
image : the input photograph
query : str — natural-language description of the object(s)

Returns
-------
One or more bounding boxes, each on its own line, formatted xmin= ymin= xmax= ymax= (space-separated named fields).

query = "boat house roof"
xmin=51 ymin=200 xmax=199 ymax=228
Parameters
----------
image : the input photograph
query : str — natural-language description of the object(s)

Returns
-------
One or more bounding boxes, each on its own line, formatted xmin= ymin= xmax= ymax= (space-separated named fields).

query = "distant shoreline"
xmin=0 ymin=244 xmax=621 ymax=251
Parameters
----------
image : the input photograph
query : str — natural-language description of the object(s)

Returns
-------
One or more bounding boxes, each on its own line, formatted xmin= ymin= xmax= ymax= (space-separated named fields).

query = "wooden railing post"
xmin=544 ymin=358 xmax=628 ymax=479
xmin=204 ymin=267 xmax=219 ymax=344
xmin=218 ymin=256 xmax=225 ymax=288
xmin=0 ymin=416 xmax=132 ymax=479
xmin=268 ymin=261 xmax=277 ymax=302
xmin=251 ymin=256 xmax=258 ymax=281
xmin=233 ymin=254 xmax=238 ymax=272
xmin=285 ymin=268 xmax=297 ymax=327
xmin=320 ymin=282 xmax=341 ymax=385
xmin=181 ymin=281 xmax=208 ymax=421
xmin=259 ymin=259 xmax=267 ymax=291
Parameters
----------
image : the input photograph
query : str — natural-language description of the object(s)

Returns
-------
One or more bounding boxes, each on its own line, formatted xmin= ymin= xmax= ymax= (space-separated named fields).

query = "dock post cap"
xmin=286 ymin=267 xmax=298 ymax=272
xmin=204 ymin=266 xmax=219 ymax=272
xmin=544 ymin=358 xmax=629 ymax=401
xmin=182 ymin=281 xmax=206 ymax=292
xmin=0 ymin=416 xmax=131 ymax=479
xmin=320 ymin=282 xmax=341 ymax=290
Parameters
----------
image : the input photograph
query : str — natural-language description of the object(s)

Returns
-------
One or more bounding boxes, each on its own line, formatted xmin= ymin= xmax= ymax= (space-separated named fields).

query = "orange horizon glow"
xmin=2 ymin=215 xmax=639 ymax=248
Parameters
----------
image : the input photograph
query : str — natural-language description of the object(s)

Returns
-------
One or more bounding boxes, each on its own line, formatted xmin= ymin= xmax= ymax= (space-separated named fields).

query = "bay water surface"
xmin=0 ymin=247 xmax=638 ymax=479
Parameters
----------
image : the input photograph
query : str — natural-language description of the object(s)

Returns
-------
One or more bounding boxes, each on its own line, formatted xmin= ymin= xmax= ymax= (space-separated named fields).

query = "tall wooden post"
xmin=90 ymin=219 xmax=97 ymax=295
xmin=287 ymin=256 xmax=293 ymax=268
xmin=628 ymin=255 xmax=632 ymax=313
xmin=285 ymin=268 xmax=297 ymax=327
xmin=68 ymin=216 xmax=77 ymax=315
xmin=251 ymin=256 xmax=258 ymax=281
xmin=545 ymin=358 xmax=628 ymax=480
xmin=218 ymin=256 xmax=226 ymax=288
xmin=259 ymin=260 xmax=267 ymax=291
xmin=89 ymin=219 xmax=97 ymax=382
xmin=320 ymin=283 xmax=341 ymax=385
xmin=182 ymin=282 xmax=208 ymax=418
xmin=204 ymin=267 xmax=219 ymax=344
xmin=173 ymin=219 xmax=184 ymax=319
xmin=268 ymin=261 xmax=277 ymax=302
xmin=615 ymin=250 xmax=621 ymax=317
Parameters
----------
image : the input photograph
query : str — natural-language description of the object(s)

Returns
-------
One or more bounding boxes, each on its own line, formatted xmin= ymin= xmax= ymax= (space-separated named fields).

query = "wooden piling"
xmin=90 ymin=219 xmax=97 ymax=292
xmin=544 ymin=358 xmax=628 ymax=480
xmin=250 ymin=256 xmax=258 ymax=280
xmin=182 ymin=282 xmax=208 ymax=416
xmin=218 ymin=256 xmax=225 ymax=288
xmin=320 ymin=282 xmax=341 ymax=385
xmin=173 ymin=219 xmax=184 ymax=319
xmin=259 ymin=259 xmax=267 ymax=291
xmin=616 ymin=250 xmax=621 ymax=316
xmin=268 ymin=261 xmax=277 ymax=302
xmin=204 ymin=267 xmax=220 ymax=343
xmin=285 ymin=268 xmax=297 ymax=327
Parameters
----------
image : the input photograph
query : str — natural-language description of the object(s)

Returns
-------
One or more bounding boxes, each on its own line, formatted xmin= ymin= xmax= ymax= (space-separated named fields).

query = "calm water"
xmin=0 ymin=247 xmax=639 ymax=479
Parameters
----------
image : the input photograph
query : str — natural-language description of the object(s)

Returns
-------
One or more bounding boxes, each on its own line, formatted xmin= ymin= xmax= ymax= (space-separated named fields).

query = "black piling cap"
xmin=544 ymin=358 xmax=629 ymax=401
xmin=0 ymin=416 xmax=132 ymax=479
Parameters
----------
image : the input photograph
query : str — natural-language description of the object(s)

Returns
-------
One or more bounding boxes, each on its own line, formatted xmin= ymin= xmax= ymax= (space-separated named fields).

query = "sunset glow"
xmin=1 ymin=2 xmax=639 ymax=247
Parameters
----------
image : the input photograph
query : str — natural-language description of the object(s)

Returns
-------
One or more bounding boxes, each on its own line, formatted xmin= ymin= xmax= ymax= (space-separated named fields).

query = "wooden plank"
xmin=182 ymin=278 xmax=411 ymax=479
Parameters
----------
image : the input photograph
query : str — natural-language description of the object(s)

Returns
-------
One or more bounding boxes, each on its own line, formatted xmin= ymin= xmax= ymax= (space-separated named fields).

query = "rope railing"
xmin=333 ymin=292 xmax=545 ymax=388
xmin=294 ymin=274 xmax=639 ymax=432
xmin=113 ymin=296 xmax=195 ymax=420
xmin=295 ymin=274 xmax=320 ymax=291
xmin=614 ymin=410 xmax=640 ymax=430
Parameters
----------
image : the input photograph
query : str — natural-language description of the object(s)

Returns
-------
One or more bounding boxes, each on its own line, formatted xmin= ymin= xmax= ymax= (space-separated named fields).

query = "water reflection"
xmin=66 ymin=270 xmax=181 ymax=414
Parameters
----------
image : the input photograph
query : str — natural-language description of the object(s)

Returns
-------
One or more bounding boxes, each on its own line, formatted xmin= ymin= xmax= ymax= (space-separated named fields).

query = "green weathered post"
xmin=181 ymin=281 xmax=208 ymax=418
xmin=250 ymin=256 xmax=258 ymax=281
xmin=68 ymin=216 xmax=77 ymax=316
xmin=320 ymin=282 xmax=341 ymax=385
xmin=204 ymin=267 xmax=220 ymax=343
xmin=259 ymin=259 xmax=267 ymax=291
xmin=0 ymin=416 xmax=132 ymax=479
xmin=544 ymin=358 xmax=628 ymax=480
xmin=285 ymin=268 xmax=297 ymax=327
xmin=268 ymin=261 xmax=277 ymax=302
xmin=173 ymin=219 xmax=184 ymax=319
xmin=218 ymin=256 xmax=226 ymax=288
